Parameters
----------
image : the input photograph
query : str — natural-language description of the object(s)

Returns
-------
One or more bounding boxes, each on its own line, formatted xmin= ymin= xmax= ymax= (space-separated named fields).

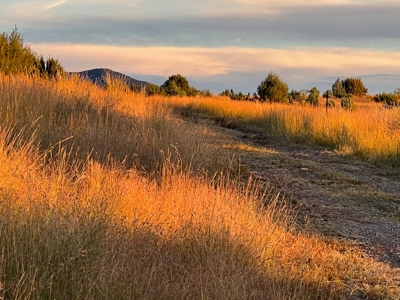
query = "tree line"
xmin=0 ymin=27 xmax=64 ymax=78
xmin=222 ymin=72 xmax=369 ymax=110
xmin=222 ymin=72 xmax=399 ymax=109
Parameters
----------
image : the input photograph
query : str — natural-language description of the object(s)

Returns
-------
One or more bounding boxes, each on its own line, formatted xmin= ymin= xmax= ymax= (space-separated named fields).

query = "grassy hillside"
xmin=0 ymin=73 xmax=399 ymax=299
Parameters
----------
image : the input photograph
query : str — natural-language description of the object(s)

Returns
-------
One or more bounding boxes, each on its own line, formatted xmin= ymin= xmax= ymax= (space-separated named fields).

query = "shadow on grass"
xmin=0 ymin=207 xmax=346 ymax=300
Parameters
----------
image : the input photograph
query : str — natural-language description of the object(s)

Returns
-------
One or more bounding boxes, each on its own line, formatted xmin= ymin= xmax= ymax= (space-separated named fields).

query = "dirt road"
xmin=204 ymin=123 xmax=400 ymax=268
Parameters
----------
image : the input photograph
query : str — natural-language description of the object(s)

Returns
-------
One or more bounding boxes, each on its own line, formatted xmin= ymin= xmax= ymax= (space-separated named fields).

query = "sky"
xmin=1 ymin=0 xmax=400 ymax=94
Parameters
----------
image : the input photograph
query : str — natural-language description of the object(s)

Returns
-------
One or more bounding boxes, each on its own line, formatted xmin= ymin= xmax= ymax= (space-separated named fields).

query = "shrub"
xmin=373 ymin=92 xmax=400 ymax=107
xmin=227 ymin=90 xmax=256 ymax=101
xmin=323 ymin=90 xmax=334 ymax=99
xmin=145 ymin=83 xmax=161 ymax=96
xmin=343 ymin=78 xmax=368 ymax=96
xmin=289 ymin=89 xmax=307 ymax=105
xmin=332 ymin=78 xmax=346 ymax=98
xmin=229 ymin=90 xmax=246 ymax=101
xmin=332 ymin=78 xmax=368 ymax=98
xmin=161 ymin=74 xmax=199 ymax=97
xmin=307 ymin=87 xmax=320 ymax=106
xmin=341 ymin=94 xmax=355 ymax=110
xmin=219 ymin=89 xmax=230 ymax=97
xmin=187 ymin=86 xmax=200 ymax=97
xmin=199 ymin=89 xmax=213 ymax=97
xmin=257 ymin=72 xmax=289 ymax=103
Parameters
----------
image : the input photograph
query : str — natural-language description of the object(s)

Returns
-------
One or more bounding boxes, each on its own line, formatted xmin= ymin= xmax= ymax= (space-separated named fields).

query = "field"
xmin=168 ymin=95 xmax=400 ymax=166
xmin=0 ymin=73 xmax=399 ymax=299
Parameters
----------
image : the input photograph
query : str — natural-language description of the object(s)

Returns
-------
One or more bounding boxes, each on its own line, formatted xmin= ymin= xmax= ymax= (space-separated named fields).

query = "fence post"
xmin=326 ymin=90 xmax=329 ymax=115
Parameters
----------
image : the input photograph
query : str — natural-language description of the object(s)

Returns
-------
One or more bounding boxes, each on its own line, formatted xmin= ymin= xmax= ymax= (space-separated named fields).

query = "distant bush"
xmin=187 ymin=86 xmax=200 ymax=97
xmin=256 ymin=72 xmax=289 ymax=103
xmin=307 ymin=87 xmax=320 ymax=106
xmin=161 ymin=74 xmax=199 ymax=97
xmin=323 ymin=89 xmax=334 ymax=99
xmin=230 ymin=90 xmax=246 ymax=101
xmin=227 ymin=90 xmax=257 ymax=101
xmin=161 ymin=76 xmax=186 ymax=96
xmin=289 ymin=89 xmax=307 ymax=105
xmin=343 ymin=78 xmax=368 ymax=96
xmin=341 ymin=94 xmax=355 ymax=110
xmin=332 ymin=78 xmax=346 ymax=98
xmin=219 ymin=89 xmax=230 ymax=97
xmin=199 ymin=89 xmax=213 ymax=97
xmin=332 ymin=78 xmax=368 ymax=98
xmin=373 ymin=92 xmax=400 ymax=107
xmin=322 ymin=90 xmax=336 ymax=107
xmin=145 ymin=83 xmax=161 ymax=96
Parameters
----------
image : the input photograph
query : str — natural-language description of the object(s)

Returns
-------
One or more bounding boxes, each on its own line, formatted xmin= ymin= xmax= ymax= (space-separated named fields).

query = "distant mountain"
xmin=70 ymin=68 xmax=149 ymax=88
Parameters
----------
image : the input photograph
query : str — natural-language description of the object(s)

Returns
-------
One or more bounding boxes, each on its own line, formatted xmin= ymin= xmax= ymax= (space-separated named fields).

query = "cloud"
xmin=3 ymin=0 xmax=400 ymax=93
xmin=30 ymin=43 xmax=400 ymax=76
xmin=29 ymin=43 xmax=400 ymax=93
xmin=9 ymin=1 xmax=399 ymax=52
xmin=44 ymin=0 xmax=67 ymax=10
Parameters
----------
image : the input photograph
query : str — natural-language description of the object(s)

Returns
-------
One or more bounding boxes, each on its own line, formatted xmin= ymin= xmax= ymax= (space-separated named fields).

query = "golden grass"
xmin=0 ymin=74 xmax=228 ymax=175
xmin=168 ymin=96 xmax=400 ymax=166
xmin=0 ymin=73 xmax=399 ymax=299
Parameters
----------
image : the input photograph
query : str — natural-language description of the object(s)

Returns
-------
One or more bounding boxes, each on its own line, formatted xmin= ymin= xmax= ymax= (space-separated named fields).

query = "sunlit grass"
xmin=0 ymin=73 xmax=399 ymax=299
xmin=168 ymin=96 xmax=400 ymax=166
xmin=0 ymin=74 xmax=227 ymax=175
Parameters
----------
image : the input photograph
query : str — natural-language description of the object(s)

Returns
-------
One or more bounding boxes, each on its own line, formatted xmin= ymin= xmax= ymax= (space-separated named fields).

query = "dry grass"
xmin=169 ymin=96 xmax=400 ymax=167
xmin=0 ymin=74 xmax=229 ymax=175
xmin=0 ymin=73 xmax=399 ymax=299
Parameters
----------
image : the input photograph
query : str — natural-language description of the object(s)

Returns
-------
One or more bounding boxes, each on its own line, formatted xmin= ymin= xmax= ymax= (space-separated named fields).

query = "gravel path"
xmin=210 ymin=126 xmax=400 ymax=268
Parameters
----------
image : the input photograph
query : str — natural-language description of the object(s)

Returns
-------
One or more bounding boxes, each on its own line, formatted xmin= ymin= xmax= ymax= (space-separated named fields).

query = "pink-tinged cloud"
xmin=31 ymin=43 xmax=400 ymax=79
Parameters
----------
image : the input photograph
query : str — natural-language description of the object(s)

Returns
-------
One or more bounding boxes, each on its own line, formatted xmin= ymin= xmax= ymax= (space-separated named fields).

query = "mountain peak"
xmin=71 ymin=68 xmax=149 ymax=88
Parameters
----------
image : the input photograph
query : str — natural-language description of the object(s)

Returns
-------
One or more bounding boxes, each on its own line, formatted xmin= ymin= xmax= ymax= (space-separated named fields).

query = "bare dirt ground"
xmin=199 ymin=122 xmax=400 ymax=269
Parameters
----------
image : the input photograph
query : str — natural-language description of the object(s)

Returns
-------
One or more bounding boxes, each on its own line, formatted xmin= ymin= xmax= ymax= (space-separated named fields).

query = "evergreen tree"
xmin=343 ymin=78 xmax=368 ymax=96
xmin=45 ymin=57 xmax=64 ymax=79
xmin=307 ymin=87 xmax=320 ymax=106
xmin=161 ymin=74 xmax=199 ymax=97
xmin=38 ymin=55 xmax=46 ymax=76
xmin=332 ymin=78 xmax=346 ymax=98
xmin=0 ymin=27 xmax=65 ymax=77
xmin=256 ymin=72 xmax=289 ymax=103
xmin=0 ymin=27 xmax=38 ymax=75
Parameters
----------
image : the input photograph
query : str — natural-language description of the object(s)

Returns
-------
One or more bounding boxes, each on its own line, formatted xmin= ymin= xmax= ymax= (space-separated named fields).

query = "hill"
xmin=71 ymin=68 xmax=149 ymax=88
